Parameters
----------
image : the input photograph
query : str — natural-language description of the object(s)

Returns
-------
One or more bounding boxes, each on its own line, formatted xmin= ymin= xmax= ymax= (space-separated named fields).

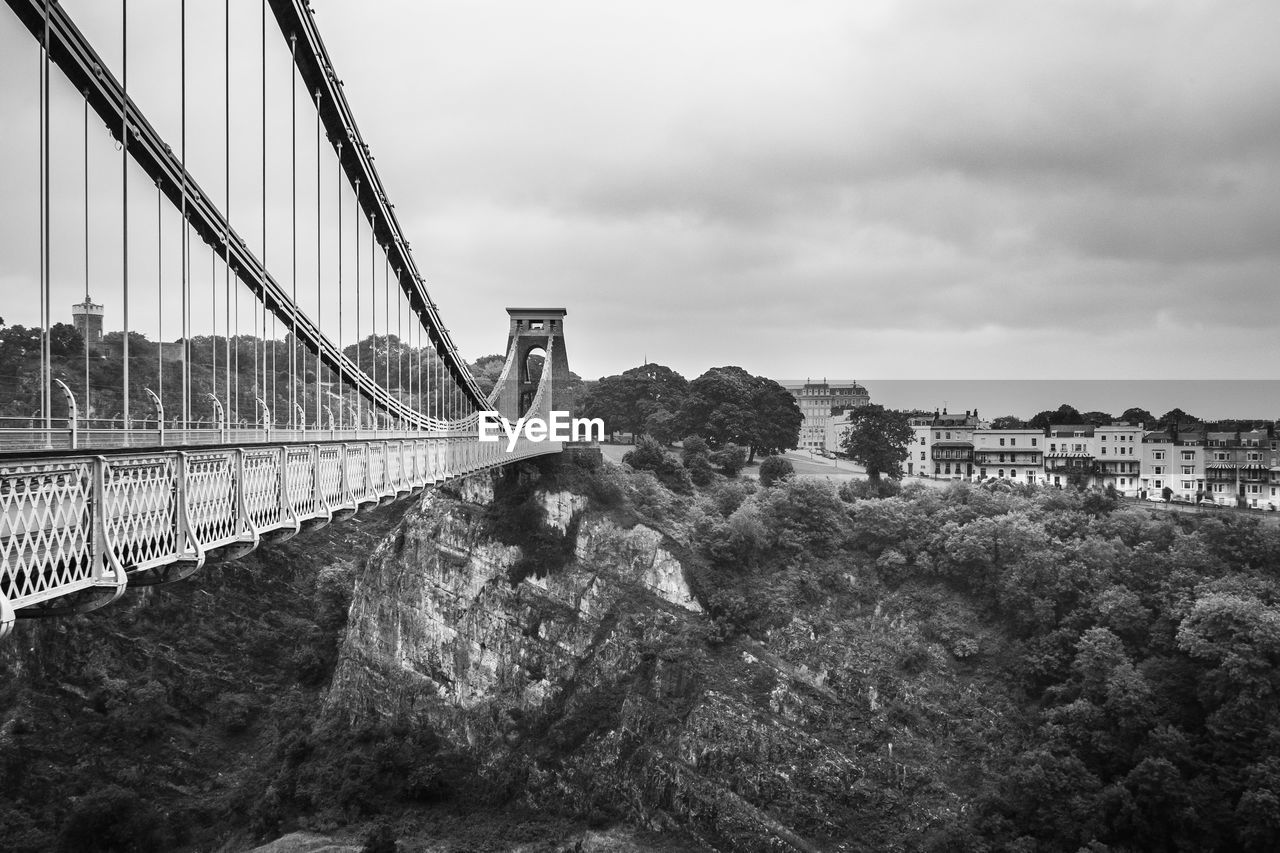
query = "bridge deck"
xmin=0 ymin=435 xmax=560 ymax=637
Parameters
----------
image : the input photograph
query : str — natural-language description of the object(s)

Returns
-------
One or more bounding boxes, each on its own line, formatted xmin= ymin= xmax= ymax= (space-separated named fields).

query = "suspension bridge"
xmin=0 ymin=0 xmax=575 ymax=639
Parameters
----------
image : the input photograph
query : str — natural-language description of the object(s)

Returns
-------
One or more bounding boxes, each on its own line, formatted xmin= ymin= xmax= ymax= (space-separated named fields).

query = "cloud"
xmin=1 ymin=0 xmax=1276 ymax=391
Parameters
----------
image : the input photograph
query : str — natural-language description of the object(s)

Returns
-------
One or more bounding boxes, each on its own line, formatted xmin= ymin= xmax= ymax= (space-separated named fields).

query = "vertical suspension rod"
xmin=121 ymin=0 xmax=130 ymax=431
xmin=40 ymin=0 xmax=50 ymax=429
xmin=180 ymin=0 xmax=189 ymax=427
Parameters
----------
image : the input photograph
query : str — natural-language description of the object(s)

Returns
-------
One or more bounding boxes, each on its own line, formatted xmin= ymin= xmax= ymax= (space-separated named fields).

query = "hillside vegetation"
xmin=2 ymin=453 xmax=1279 ymax=852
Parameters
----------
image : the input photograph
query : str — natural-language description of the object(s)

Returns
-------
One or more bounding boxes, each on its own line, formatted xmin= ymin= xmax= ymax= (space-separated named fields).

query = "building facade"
xmin=1205 ymin=429 xmax=1276 ymax=508
xmin=1044 ymin=425 xmax=1095 ymax=489
xmin=786 ymin=380 xmax=870 ymax=452
xmin=1093 ymin=423 xmax=1145 ymax=496
xmin=973 ymin=428 xmax=1044 ymax=486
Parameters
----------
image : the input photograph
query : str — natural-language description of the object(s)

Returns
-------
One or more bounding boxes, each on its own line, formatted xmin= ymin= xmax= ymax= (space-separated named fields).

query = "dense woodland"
xmin=614 ymin=445 xmax=1280 ymax=850
xmin=0 ymin=320 xmax=520 ymax=426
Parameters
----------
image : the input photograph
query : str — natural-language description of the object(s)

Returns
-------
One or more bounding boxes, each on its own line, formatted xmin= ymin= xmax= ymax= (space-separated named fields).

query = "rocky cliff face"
xmin=327 ymin=468 xmax=703 ymax=731
xmin=319 ymin=462 xmax=1005 ymax=853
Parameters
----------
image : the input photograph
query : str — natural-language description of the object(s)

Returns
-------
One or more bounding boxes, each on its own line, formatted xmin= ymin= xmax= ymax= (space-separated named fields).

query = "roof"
xmin=1047 ymin=424 xmax=1095 ymax=436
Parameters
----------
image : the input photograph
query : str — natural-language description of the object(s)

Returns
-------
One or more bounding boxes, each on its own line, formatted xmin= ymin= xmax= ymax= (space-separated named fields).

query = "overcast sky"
xmin=1 ymin=1 xmax=1277 ymax=413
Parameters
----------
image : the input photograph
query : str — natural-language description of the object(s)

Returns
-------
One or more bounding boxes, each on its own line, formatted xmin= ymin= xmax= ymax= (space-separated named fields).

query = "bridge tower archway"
xmin=496 ymin=308 xmax=572 ymax=420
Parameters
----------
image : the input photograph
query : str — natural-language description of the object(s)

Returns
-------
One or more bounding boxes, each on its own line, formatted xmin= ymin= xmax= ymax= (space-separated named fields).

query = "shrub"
xmin=758 ymin=456 xmax=795 ymax=487
xmin=687 ymin=456 xmax=716 ymax=486
xmin=710 ymin=443 xmax=747 ymax=477
xmin=623 ymin=435 xmax=692 ymax=493
xmin=839 ymin=477 xmax=900 ymax=501
xmin=57 ymin=785 xmax=170 ymax=853
xmin=681 ymin=435 xmax=710 ymax=466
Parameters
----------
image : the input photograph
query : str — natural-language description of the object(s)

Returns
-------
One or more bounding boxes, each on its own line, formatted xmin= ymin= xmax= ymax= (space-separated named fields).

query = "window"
xmin=1154 ymin=479 xmax=1163 ymax=488
xmin=1248 ymin=453 xmax=1262 ymax=462
xmin=1031 ymin=438 xmax=1037 ymax=447
xmin=1183 ymin=481 xmax=1193 ymax=490
xmin=1050 ymin=443 xmax=1057 ymax=452
xmin=1154 ymin=466 xmax=1164 ymax=475
xmin=935 ymin=432 xmax=941 ymax=439
xmin=1182 ymin=451 xmax=1194 ymax=460
xmin=1011 ymin=438 xmax=1018 ymax=446
xmin=945 ymin=464 xmax=952 ymax=474
xmin=945 ymin=432 xmax=951 ymax=439
xmin=998 ymin=469 xmax=1005 ymax=478
xmin=935 ymin=464 xmax=941 ymax=474
xmin=1101 ymin=447 xmax=1107 ymax=455
xmin=1153 ymin=451 xmax=1165 ymax=460
xmin=1000 ymin=438 xmax=1006 ymax=446
xmin=1101 ymin=435 xmax=1107 ymax=441
xmin=920 ymin=437 xmax=926 ymax=445
xmin=920 ymin=452 xmax=925 ymax=461
xmin=980 ymin=468 xmax=987 ymax=478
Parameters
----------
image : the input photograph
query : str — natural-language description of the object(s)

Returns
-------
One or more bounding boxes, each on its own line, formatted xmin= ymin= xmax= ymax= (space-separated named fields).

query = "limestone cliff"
xmin=320 ymin=461 xmax=980 ymax=853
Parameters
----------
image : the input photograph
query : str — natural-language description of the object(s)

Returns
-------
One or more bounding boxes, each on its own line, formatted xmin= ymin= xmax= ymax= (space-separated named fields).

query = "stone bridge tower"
xmin=495 ymin=308 xmax=572 ymax=421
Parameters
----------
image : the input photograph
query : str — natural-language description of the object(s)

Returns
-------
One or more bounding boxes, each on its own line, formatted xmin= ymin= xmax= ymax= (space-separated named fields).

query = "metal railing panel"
xmin=0 ymin=459 xmax=97 ymax=608
xmin=102 ymin=454 xmax=180 ymax=572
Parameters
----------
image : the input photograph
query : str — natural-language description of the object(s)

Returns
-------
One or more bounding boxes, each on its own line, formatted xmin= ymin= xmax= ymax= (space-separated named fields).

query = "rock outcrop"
xmin=323 ymin=465 xmax=875 ymax=852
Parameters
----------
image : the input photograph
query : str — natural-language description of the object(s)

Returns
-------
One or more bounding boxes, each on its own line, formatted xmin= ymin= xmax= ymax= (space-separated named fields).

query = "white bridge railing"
xmin=0 ymin=433 xmax=561 ymax=638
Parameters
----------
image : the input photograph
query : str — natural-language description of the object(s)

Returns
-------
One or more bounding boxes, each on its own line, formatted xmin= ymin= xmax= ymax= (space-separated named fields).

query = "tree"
xmin=678 ymin=366 xmax=757 ymax=448
xmin=469 ymin=353 xmax=507 ymax=397
xmin=1029 ymin=404 xmax=1083 ymax=431
xmin=749 ymin=379 xmax=803 ymax=458
xmin=678 ymin=367 xmax=800 ymax=461
xmin=759 ymin=456 xmax=794 ymax=487
xmin=1157 ymin=408 xmax=1196 ymax=429
xmin=1121 ymin=407 xmax=1155 ymax=426
xmin=991 ymin=415 xmax=1027 ymax=429
xmin=840 ymin=404 xmax=913 ymax=481
xmin=577 ymin=363 xmax=687 ymax=441
xmin=643 ymin=407 xmax=682 ymax=445
xmin=1080 ymin=410 xmax=1114 ymax=427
